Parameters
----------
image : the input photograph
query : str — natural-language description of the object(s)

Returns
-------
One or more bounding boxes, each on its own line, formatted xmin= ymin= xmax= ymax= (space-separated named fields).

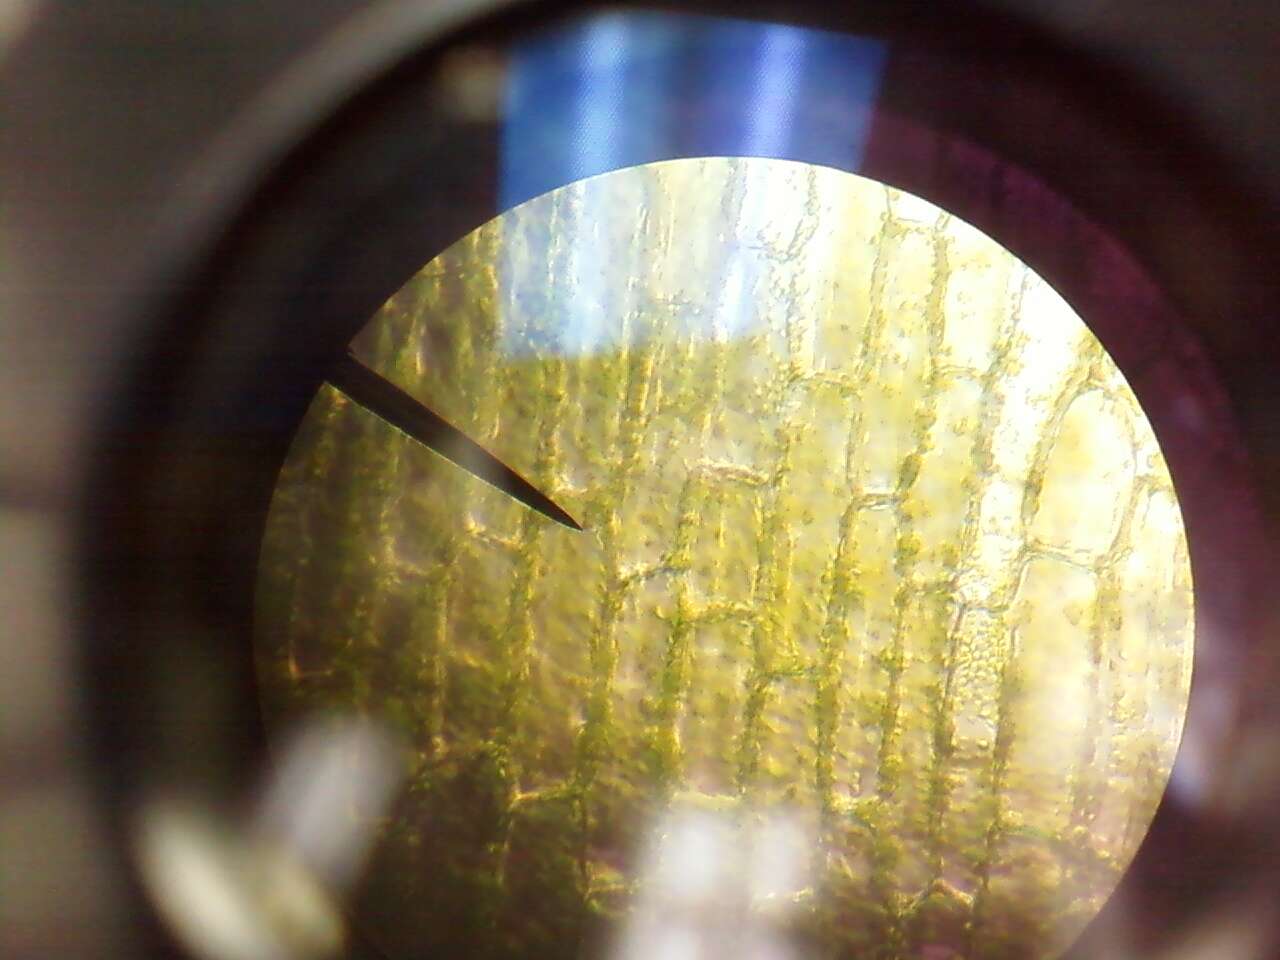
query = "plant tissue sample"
xmin=256 ymin=158 xmax=1193 ymax=960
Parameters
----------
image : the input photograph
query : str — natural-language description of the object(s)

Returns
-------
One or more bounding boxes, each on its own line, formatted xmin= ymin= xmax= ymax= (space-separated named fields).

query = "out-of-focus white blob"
xmin=1170 ymin=604 xmax=1280 ymax=823
xmin=747 ymin=813 xmax=812 ymax=907
xmin=645 ymin=808 xmax=734 ymax=905
xmin=646 ymin=923 xmax=703 ymax=960
xmin=136 ymin=800 xmax=343 ymax=960
xmin=615 ymin=804 xmax=814 ymax=960
xmin=254 ymin=717 xmax=404 ymax=889
xmin=1168 ymin=671 xmax=1236 ymax=811
xmin=135 ymin=717 xmax=404 ymax=960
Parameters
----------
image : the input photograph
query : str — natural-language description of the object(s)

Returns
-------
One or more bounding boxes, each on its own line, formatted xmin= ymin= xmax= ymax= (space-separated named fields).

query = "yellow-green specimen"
xmin=256 ymin=158 xmax=1193 ymax=960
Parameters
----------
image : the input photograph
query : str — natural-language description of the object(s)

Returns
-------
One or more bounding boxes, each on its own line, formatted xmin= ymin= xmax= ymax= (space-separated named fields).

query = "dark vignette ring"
xmin=75 ymin=2 xmax=1278 ymax=958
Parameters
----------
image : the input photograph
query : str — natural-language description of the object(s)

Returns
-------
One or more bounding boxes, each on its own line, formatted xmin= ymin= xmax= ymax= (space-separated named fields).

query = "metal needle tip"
xmin=327 ymin=352 xmax=583 ymax=532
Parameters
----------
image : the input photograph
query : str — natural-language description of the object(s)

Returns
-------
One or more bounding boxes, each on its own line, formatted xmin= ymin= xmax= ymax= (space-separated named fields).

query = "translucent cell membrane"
xmin=256 ymin=158 xmax=1193 ymax=960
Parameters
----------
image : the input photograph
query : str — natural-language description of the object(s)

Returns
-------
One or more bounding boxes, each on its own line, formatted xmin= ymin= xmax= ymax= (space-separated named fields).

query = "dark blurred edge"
xmin=0 ymin=0 xmax=1270 ymax=957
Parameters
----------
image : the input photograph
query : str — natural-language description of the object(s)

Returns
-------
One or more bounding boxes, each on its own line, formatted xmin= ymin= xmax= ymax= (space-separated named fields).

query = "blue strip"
xmin=499 ymin=12 xmax=887 ymax=210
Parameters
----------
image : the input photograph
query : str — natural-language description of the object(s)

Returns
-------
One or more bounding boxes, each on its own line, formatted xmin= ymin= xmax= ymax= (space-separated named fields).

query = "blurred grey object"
xmin=2 ymin=1 xmax=1279 ymax=959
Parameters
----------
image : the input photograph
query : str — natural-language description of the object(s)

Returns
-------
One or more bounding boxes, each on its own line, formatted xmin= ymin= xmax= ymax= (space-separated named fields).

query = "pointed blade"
xmin=326 ymin=352 xmax=583 ymax=531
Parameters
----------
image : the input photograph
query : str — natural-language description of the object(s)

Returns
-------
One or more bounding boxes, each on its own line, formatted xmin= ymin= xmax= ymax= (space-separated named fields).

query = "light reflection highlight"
xmin=499 ymin=13 xmax=885 ymax=360
xmin=500 ymin=12 xmax=887 ymax=209
xmin=135 ymin=717 xmax=402 ymax=960
xmin=613 ymin=805 xmax=814 ymax=960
